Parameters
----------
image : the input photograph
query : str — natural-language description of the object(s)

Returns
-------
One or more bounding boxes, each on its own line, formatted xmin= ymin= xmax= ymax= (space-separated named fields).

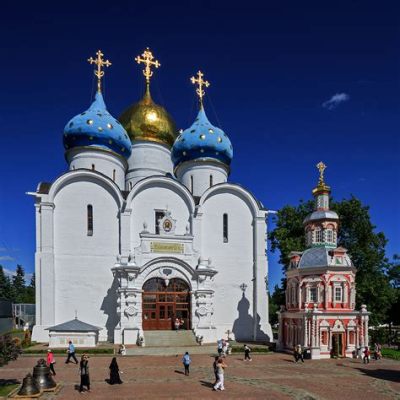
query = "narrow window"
xmin=112 ymin=169 xmax=116 ymax=181
xmin=223 ymin=213 xmax=228 ymax=243
xmin=327 ymin=229 xmax=333 ymax=243
xmin=190 ymin=175 xmax=194 ymax=193
xmin=210 ymin=174 xmax=213 ymax=187
xmin=309 ymin=287 xmax=317 ymax=302
xmin=335 ymin=287 xmax=342 ymax=302
xmin=91 ymin=164 xmax=95 ymax=171
xmin=129 ymin=182 xmax=133 ymax=190
xmin=87 ymin=205 xmax=93 ymax=236
xmin=315 ymin=228 xmax=322 ymax=243
xmin=155 ymin=211 xmax=165 ymax=234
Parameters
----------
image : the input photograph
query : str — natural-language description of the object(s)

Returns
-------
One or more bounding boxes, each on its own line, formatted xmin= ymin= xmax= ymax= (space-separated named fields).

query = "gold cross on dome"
xmin=191 ymin=70 xmax=210 ymax=106
xmin=135 ymin=48 xmax=160 ymax=86
xmin=88 ymin=50 xmax=112 ymax=93
xmin=316 ymin=161 xmax=327 ymax=185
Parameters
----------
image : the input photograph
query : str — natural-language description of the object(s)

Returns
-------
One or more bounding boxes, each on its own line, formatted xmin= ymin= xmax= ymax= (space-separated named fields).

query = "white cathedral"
xmin=31 ymin=49 xmax=272 ymax=346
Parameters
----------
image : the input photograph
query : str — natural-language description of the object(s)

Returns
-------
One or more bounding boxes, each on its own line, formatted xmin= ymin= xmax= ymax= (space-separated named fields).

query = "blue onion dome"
xmin=171 ymin=107 xmax=233 ymax=168
xmin=63 ymin=92 xmax=132 ymax=158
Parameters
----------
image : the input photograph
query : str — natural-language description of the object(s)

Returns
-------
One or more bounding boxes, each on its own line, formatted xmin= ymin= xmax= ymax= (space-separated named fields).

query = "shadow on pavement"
xmin=355 ymin=368 xmax=400 ymax=383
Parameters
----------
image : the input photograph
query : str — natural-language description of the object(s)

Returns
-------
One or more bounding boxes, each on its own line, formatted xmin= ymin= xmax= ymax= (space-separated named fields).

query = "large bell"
xmin=32 ymin=358 xmax=57 ymax=390
xmin=17 ymin=373 xmax=41 ymax=396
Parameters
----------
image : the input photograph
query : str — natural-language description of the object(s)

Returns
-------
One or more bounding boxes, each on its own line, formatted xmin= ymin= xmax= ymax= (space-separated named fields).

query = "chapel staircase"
xmin=143 ymin=330 xmax=198 ymax=347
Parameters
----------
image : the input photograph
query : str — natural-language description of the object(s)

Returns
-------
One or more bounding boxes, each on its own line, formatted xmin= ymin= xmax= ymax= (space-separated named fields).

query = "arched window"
xmin=223 ymin=213 xmax=228 ymax=243
xmin=210 ymin=175 xmax=213 ymax=187
xmin=91 ymin=164 xmax=95 ymax=171
xmin=87 ymin=205 xmax=93 ymax=236
xmin=326 ymin=229 xmax=334 ymax=243
xmin=112 ymin=169 xmax=116 ymax=181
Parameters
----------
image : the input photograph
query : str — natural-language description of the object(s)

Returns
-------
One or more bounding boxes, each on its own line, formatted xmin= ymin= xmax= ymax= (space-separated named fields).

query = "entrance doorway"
xmin=142 ymin=278 xmax=190 ymax=330
xmin=332 ymin=333 xmax=344 ymax=357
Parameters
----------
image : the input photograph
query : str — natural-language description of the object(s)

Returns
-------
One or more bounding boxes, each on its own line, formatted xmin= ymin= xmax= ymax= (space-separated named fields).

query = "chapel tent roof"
xmin=46 ymin=318 xmax=101 ymax=332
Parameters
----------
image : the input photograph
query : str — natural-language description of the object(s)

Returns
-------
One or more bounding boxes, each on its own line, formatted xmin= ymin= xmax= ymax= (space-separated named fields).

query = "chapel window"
xmin=223 ymin=213 xmax=228 ymax=243
xmin=87 ymin=205 xmax=93 ymax=236
xmin=309 ymin=287 xmax=317 ymax=302
xmin=112 ymin=169 xmax=116 ymax=181
xmin=210 ymin=175 xmax=213 ymax=187
xmin=155 ymin=211 xmax=165 ymax=235
xmin=190 ymin=176 xmax=194 ymax=193
xmin=335 ymin=287 xmax=342 ymax=302
xmin=315 ymin=228 xmax=322 ymax=243
xmin=326 ymin=229 xmax=334 ymax=243
xmin=91 ymin=164 xmax=95 ymax=171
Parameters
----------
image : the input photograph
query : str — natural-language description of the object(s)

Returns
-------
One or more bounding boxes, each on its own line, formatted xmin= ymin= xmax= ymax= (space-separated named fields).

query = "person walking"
xmin=79 ymin=354 xmax=91 ymax=393
xmin=212 ymin=356 xmax=220 ymax=385
xmin=46 ymin=349 xmax=56 ymax=376
xmin=294 ymin=345 xmax=304 ymax=363
xmin=65 ymin=341 xmax=78 ymax=364
xmin=243 ymin=344 xmax=252 ymax=361
xmin=363 ymin=346 xmax=370 ymax=364
xmin=109 ymin=357 xmax=123 ymax=385
xmin=182 ymin=352 xmax=191 ymax=376
xmin=217 ymin=339 xmax=223 ymax=357
xmin=213 ymin=359 xmax=227 ymax=391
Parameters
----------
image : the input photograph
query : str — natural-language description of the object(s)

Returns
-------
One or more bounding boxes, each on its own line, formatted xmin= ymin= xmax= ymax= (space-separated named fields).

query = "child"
xmin=243 ymin=344 xmax=252 ymax=361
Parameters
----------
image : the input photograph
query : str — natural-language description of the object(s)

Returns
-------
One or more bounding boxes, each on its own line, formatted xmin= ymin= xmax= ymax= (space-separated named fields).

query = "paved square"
xmin=1 ymin=353 xmax=399 ymax=399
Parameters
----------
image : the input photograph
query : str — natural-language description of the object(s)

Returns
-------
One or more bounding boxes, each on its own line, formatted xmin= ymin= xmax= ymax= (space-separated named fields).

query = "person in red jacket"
xmin=47 ymin=349 xmax=56 ymax=375
xmin=363 ymin=347 xmax=370 ymax=364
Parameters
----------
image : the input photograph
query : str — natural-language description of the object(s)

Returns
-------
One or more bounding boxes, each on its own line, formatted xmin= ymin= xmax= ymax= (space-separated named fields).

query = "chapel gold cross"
xmin=135 ymin=48 xmax=160 ymax=85
xmin=191 ymin=70 xmax=210 ymax=106
xmin=316 ymin=161 xmax=327 ymax=185
xmin=88 ymin=50 xmax=112 ymax=93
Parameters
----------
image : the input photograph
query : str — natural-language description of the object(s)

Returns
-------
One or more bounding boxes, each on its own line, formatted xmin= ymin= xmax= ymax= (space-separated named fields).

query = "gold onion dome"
xmin=118 ymin=87 xmax=178 ymax=147
xmin=118 ymin=48 xmax=178 ymax=147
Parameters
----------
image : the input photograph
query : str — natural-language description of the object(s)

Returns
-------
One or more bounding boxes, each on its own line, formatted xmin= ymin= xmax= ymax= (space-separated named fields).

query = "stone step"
xmin=143 ymin=330 xmax=198 ymax=347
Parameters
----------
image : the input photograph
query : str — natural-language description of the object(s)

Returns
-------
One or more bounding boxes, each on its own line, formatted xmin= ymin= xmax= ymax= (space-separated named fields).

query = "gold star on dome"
xmin=88 ymin=50 xmax=112 ymax=93
xmin=191 ymin=70 xmax=210 ymax=107
xmin=135 ymin=48 xmax=160 ymax=88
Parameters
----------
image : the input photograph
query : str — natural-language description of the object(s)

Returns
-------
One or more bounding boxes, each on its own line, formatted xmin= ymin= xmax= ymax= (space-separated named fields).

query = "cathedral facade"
xmin=31 ymin=49 xmax=272 ymax=345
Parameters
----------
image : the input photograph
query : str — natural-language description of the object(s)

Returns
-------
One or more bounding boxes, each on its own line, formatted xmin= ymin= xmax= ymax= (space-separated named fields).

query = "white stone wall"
xmin=175 ymin=160 xmax=228 ymax=197
xmin=66 ymin=148 xmax=127 ymax=190
xmin=126 ymin=141 xmax=174 ymax=189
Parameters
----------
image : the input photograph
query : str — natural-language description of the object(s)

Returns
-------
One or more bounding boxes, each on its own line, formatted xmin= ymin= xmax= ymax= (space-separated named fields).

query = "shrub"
xmin=382 ymin=348 xmax=400 ymax=361
xmin=0 ymin=334 xmax=22 ymax=366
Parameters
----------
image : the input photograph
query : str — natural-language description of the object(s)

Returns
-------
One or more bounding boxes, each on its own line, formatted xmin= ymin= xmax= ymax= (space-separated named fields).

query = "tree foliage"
xmin=0 ymin=265 xmax=35 ymax=304
xmin=269 ymin=195 xmax=396 ymax=325
xmin=0 ymin=334 xmax=22 ymax=366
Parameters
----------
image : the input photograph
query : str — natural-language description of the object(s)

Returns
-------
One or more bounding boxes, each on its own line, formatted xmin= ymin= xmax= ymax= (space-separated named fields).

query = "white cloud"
xmin=322 ymin=93 xmax=350 ymax=110
xmin=0 ymin=256 xmax=15 ymax=261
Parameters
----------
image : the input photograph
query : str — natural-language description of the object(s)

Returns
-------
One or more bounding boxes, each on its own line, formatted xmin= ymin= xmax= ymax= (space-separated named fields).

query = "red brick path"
xmin=1 ymin=353 xmax=399 ymax=399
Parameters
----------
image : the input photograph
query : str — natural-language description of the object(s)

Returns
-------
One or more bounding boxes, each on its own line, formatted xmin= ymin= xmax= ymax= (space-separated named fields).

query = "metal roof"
xmin=46 ymin=318 xmax=100 ymax=332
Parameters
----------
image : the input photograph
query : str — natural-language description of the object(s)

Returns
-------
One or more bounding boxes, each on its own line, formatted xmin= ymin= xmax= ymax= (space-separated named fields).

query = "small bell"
xmin=32 ymin=358 xmax=57 ymax=390
xmin=17 ymin=373 xmax=41 ymax=396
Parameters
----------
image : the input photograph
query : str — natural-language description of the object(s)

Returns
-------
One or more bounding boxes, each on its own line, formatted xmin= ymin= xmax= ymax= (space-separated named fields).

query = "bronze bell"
xmin=32 ymin=358 xmax=57 ymax=390
xmin=17 ymin=373 xmax=41 ymax=396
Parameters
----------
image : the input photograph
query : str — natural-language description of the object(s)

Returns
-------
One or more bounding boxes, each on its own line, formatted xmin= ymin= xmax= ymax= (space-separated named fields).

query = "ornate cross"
xmin=88 ymin=50 xmax=112 ymax=93
xmin=191 ymin=70 xmax=210 ymax=106
xmin=316 ymin=161 xmax=327 ymax=185
xmin=135 ymin=48 xmax=160 ymax=86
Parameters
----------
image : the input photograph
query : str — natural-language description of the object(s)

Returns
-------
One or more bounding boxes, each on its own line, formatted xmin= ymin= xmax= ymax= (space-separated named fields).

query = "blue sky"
xmin=0 ymin=1 xmax=399 ymax=289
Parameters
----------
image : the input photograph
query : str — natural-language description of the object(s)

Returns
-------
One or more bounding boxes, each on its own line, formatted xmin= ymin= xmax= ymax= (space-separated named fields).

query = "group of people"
xmin=45 ymin=341 xmax=123 ymax=393
xmin=174 ymin=317 xmax=185 ymax=331
xmin=217 ymin=338 xmax=230 ymax=357
xmin=361 ymin=343 xmax=382 ymax=364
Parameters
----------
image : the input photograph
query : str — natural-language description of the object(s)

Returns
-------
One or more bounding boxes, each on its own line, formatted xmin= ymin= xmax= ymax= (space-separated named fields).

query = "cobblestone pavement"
xmin=1 ymin=353 xmax=399 ymax=399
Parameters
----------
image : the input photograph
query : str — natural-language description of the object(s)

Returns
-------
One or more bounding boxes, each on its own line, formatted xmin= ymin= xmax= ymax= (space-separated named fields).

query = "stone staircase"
xmin=143 ymin=330 xmax=198 ymax=347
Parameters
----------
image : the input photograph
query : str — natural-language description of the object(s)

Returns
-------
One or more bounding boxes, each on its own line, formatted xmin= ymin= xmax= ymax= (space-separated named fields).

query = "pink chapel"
xmin=277 ymin=162 xmax=369 ymax=359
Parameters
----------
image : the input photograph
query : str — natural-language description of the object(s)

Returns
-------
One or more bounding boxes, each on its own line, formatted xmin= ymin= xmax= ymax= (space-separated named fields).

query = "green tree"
xmin=0 ymin=265 xmax=13 ymax=300
xmin=22 ymin=273 xmax=35 ymax=304
xmin=269 ymin=196 xmax=395 ymax=326
xmin=12 ymin=265 xmax=26 ymax=303
xmin=269 ymin=284 xmax=286 ymax=325
xmin=0 ymin=334 xmax=22 ymax=366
